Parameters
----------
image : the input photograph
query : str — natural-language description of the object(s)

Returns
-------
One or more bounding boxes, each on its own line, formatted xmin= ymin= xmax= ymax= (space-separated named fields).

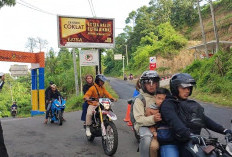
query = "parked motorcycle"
xmin=86 ymin=98 xmax=118 ymax=156
xmin=11 ymin=107 xmax=17 ymax=118
xmin=48 ymin=97 xmax=66 ymax=126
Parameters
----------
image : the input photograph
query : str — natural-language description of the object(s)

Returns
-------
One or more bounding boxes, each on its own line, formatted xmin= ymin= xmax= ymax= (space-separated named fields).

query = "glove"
xmin=190 ymin=133 xmax=201 ymax=145
xmin=224 ymin=129 xmax=232 ymax=135
xmin=224 ymin=129 xmax=232 ymax=141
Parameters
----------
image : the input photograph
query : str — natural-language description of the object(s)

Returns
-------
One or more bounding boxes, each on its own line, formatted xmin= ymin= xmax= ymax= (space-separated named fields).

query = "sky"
xmin=0 ymin=0 xmax=151 ymax=73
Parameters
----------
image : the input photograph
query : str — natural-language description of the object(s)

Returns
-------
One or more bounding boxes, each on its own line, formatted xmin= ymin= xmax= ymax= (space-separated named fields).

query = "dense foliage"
xmin=184 ymin=50 xmax=232 ymax=96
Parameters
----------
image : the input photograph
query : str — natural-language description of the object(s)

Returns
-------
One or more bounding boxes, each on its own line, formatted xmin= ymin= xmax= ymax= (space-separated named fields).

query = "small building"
xmin=188 ymin=40 xmax=232 ymax=59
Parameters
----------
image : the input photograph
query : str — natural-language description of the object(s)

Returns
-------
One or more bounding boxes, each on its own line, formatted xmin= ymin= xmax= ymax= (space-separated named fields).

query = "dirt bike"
xmin=11 ymin=107 xmax=17 ymax=118
xmin=86 ymin=98 xmax=118 ymax=156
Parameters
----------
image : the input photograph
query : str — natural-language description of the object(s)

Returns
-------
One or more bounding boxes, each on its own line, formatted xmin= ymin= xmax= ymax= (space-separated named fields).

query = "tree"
xmin=0 ymin=0 xmax=15 ymax=9
xmin=36 ymin=37 xmax=48 ymax=52
xmin=25 ymin=37 xmax=37 ymax=52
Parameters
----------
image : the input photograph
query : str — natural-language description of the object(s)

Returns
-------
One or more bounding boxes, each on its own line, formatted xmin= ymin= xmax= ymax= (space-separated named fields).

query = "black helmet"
xmin=140 ymin=71 xmax=160 ymax=95
xmin=95 ymin=74 xmax=108 ymax=85
xmin=170 ymin=73 xmax=196 ymax=97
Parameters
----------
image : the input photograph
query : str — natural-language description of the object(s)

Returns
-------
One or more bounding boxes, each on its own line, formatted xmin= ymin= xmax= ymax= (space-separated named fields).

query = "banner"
xmin=58 ymin=15 xmax=115 ymax=48
xmin=79 ymin=50 xmax=99 ymax=66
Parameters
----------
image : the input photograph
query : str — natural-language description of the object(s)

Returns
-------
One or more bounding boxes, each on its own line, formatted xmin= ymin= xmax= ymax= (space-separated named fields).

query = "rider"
xmin=84 ymin=74 xmax=116 ymax=136
xmin=11 ymin=101 xmax=18 ymax=112
xmin=44 ymin=84 xmax=63 ymax=124
xmin=81 ymin=74 xmax=94 ymax=125
xmin=45 ymin=81 xmax=54 ymax=107
xmin=160 ymin=73 xmax=232 ymax=157
xmin=133 ymin=70 xmax=161 ymax=157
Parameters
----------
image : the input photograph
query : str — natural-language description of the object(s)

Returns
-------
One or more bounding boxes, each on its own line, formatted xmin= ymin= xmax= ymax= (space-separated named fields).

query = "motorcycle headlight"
xmin=55 ymin=103 xmax=59 ymax=107
xmin=103 ymin=103 xmax=110 ymax=110
xmin=63 ymin=104 xmax=66 ymax=107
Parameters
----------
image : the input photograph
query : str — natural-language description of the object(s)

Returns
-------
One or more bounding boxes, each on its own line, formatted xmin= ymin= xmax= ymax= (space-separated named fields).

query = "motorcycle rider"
xmin=44 ymin=84 xmax=63 ymax=124
xmin=133 ymin=70 xmax=161 ymax=157
xmin=0 ymin=72 xmax=9 ymax=157
xmin=160 ymin=73 xmax=232 ymax=157
xmin=45 ymin=81 xmax=54 ymax=109
xmin=11 ymin=101 xmax=18 ymax=116
xmin=81 ymin=74 xmax=94 ymax=125
xmin=84 ymin=74 xmax=116 ymax=136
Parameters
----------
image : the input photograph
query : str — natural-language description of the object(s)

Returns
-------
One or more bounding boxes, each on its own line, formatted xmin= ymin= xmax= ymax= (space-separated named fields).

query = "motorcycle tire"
xmin=102 ymin=121 xmax=118 ymax=156
xmin=58 ymin=110 xmax=63 ymax=126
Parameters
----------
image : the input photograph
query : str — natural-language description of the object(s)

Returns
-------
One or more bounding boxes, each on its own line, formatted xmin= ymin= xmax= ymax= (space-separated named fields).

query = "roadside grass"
xmin=190 ymin=89 xmax=232 ymax=107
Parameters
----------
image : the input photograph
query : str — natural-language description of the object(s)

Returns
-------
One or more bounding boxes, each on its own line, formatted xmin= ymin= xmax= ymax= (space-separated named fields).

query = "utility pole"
xmin=125 ymin=45 xmax=128 ymax=66
xmin=122 ymin=56 xmax=125 ymax=79
xmin=209 ymin=0 xmax=219 ymax=53
xmin=197 ymin=0 xmax=209 ymax=58
xmin=72 ymin=48 xmax=79 ymax=96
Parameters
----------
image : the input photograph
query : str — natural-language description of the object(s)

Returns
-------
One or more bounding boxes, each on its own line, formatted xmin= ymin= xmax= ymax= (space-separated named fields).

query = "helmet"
xmin=170 ymin=73 xmax=196 ymax=97
xmin=140 ymin=71 xmax=160 ymax=95
xmin=95 ymin=74 xmax=108 ymax=85
xmin=49 ymin=81 xmax=54 ymax=85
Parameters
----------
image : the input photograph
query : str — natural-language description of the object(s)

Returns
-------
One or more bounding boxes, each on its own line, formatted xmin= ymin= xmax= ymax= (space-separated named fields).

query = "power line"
xmin=17 ymin=0 xmax=56 ymax=16
xmin=90 ymin=0 xmax=96 ymax=16
xmin=88 ymin=0 xmax=96 ymax=17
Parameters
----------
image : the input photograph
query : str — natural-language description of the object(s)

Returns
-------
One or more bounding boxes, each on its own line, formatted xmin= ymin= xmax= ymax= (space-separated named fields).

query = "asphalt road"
xmin=1 ymin=78 xmax=232 ymax=157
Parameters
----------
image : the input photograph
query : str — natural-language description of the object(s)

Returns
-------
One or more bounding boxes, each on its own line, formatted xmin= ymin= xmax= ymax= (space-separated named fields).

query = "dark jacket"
xmin=160 ymin=95 xmax=225 ymax=141
xmin=47 ymin=89 xmax=62 ymax=101
xmin=45 ymin=86 xmax=52 ymax=100
xmin=11 ymin=104 xmax=17 ymax=109
xmin=83 ymin=84 xmax=92 ymax=95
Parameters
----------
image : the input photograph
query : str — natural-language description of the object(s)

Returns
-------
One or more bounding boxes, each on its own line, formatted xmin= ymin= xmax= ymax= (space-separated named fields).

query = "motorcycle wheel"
xmin=58 ymin=110 xmax=63 ymax=126
xmin=102 ymin=121 xmax=118 ymax=156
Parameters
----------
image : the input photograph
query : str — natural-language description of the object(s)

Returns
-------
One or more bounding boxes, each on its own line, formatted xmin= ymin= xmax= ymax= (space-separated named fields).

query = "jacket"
xmin=133 ymin=90 xmax=156 ymax=132
xmin=160 ymin=95 xmax=225 ymax=141
xmin=47 ymin=90 xmax=62 ymax=101
xmin=84 ymin=83 xmax=113 ymax=106
xmin=83 ymin=83 xmax=93 ymax=94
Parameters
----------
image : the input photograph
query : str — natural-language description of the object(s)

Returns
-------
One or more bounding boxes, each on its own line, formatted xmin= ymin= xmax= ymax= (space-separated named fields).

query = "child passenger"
xmin=145 ymin=87 xmax=179 ymax=157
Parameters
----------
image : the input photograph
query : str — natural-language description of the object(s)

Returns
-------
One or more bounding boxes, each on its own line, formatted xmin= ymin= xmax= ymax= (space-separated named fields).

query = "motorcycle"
xmin=48 ymin=97 xmax=66 ymax=126
xmin=186 ymin=123 xmax=232 ymax=157
xmin=86 ymin=98 xmax=118 ymax=156
xmin=11 ymin=107 xmax=17 ymax=118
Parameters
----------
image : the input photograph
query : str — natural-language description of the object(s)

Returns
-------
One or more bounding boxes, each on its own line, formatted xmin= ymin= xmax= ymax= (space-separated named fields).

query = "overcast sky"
xmin=0 ymin=0 xmax=151 ymax=73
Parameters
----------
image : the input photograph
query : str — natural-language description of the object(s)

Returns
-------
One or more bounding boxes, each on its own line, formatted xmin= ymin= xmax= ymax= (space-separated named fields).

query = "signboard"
xmin=79 ymin=50 xmax=99 ymax=66
xmin=57 ymin=15 xmax=115 ymax=48
xmin=9 ymin=65 xmax=29 ymax=77
xmin=114 ymin=54 xmax=122 ymax=60
xmin=149 ymin=57 xmax=156 ymax=70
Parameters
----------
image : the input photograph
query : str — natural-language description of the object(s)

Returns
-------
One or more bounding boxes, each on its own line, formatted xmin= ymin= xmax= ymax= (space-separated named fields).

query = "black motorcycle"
xmin=186 ymin=128 xmax=232 ymax=157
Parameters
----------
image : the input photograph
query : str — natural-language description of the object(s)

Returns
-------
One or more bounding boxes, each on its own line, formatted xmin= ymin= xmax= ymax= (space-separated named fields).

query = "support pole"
xmin=122 ymin=56 xmax=125 ymax=79
xmin=72 ymin=49 xmax=79 ymax=96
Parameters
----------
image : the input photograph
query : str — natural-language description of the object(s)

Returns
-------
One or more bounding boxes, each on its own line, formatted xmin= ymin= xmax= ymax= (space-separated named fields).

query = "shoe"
xmin=86 ymin=126 xmax=91 ymax=136
xmin=44 ymin=119 xmax=48 ymax=124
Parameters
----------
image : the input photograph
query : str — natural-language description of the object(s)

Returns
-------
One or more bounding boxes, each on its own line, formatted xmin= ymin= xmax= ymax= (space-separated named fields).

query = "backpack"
xmin=177 ymin=99 xmax=205 ymax=129
xmin=129 ymin=94 xmax=146 ymax=125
